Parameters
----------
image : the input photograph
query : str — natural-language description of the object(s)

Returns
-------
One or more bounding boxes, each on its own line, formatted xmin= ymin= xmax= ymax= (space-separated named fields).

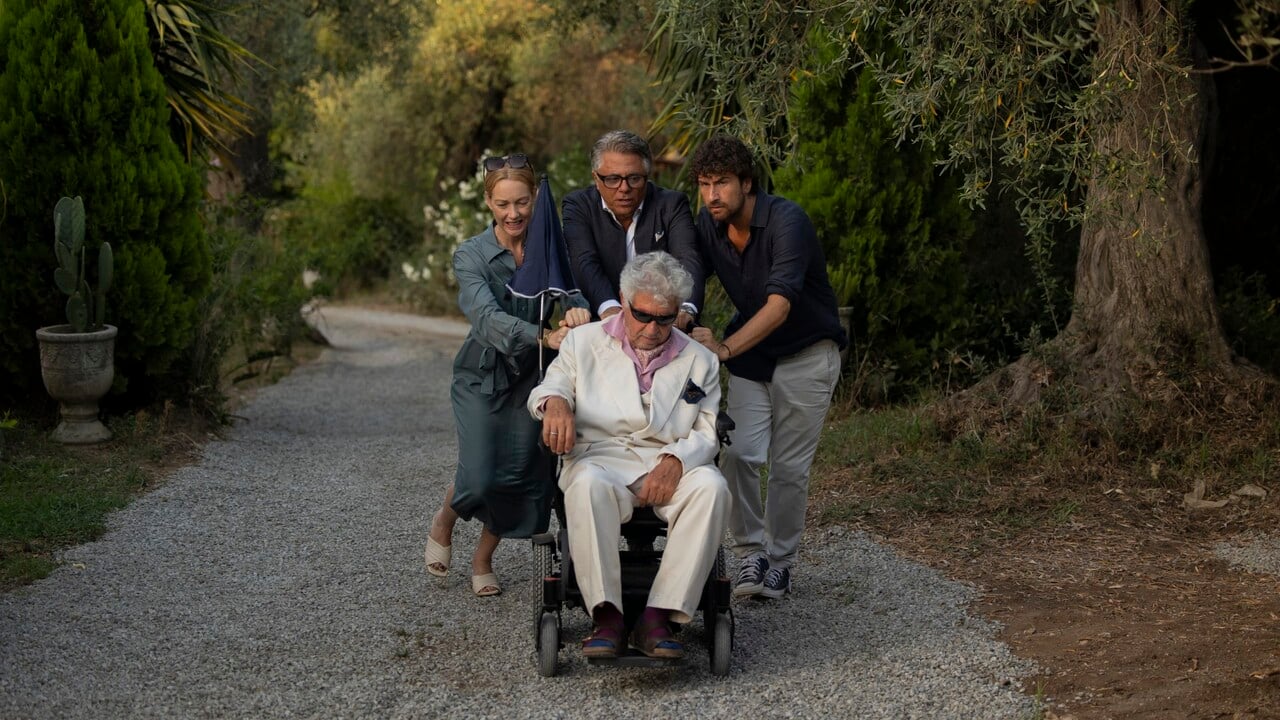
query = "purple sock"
xmin=593 ymin=603 xmax=623 ymax=630
xmin=638 ymin=606 xmax=669 ymax=628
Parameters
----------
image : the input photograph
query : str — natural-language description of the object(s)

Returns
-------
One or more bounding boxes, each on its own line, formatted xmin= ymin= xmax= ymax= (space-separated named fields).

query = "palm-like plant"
xmin=144 ymin=0 xmax=258 ymax=159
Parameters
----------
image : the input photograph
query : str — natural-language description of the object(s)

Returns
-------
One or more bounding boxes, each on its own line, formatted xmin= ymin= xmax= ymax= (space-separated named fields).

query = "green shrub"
xmin=547 ymin=146 xmax=594 ymax=202
xmin=0 ymin=0 xmax=210 ymax=406
xmin=393 ymin=157 xmax=490 ymax=315
xmin=272 ymin=196 xmax=420 ymax=297
xmin=181 ymin=198 xmax=312 ymax=416
xmin=1218 ymin=268 xmax=1280 ymax=375
xmin=773 ymin=31 xmax=973 ymax=399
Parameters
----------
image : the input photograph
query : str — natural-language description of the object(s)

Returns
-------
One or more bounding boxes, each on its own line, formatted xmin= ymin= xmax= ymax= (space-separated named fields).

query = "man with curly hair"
xmin=686 ymin=134 xmax=847 ymax=600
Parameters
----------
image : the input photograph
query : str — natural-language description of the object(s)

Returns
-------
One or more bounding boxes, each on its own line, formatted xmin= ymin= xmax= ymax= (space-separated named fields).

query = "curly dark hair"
xmin=686 ymin=135 xmax=756 ymax=191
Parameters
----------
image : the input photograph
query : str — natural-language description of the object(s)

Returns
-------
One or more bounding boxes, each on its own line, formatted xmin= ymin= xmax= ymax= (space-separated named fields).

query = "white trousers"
xmin=560 ymin=455 xmax=729 ymax=624
xmin=722 ymin=339 xmax=840 ymax=569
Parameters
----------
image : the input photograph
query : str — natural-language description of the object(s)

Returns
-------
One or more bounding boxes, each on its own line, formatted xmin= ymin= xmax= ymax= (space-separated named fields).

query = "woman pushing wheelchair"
xmin=425 ymin=153 xmax=590 ymax=597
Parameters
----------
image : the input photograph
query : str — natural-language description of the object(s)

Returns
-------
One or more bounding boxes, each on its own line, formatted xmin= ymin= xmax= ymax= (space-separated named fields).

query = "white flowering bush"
xmin=544 ymin=148 xmax=593 ymax=204
xmin=423 ymin=158 xmax=490 ymax=258
xmin=393 ymin=157 xmax=490 ymax=315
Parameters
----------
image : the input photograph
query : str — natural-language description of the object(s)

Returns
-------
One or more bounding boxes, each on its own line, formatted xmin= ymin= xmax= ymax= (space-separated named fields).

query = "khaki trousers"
xmin=560 ymin=455 xmax=729 ymax=623
xmin=723 ymin=339 xmax=840 ymax=569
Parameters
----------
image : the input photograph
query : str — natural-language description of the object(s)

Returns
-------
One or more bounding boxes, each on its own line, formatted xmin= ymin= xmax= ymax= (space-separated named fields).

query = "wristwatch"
xmin=679 ymin=302 xmax=699 ymax=331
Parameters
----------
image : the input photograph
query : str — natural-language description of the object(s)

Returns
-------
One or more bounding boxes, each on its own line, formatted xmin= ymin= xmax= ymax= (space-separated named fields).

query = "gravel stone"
xmin=1 ymin=307 xmax=1037 ymax=719
xmin=1214 ymin=531 xmax=1280 ymax=577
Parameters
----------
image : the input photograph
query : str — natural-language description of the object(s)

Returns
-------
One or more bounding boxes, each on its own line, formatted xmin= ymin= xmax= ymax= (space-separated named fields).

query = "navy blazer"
xmin=562 ymin=183 xmax=705 ymax=317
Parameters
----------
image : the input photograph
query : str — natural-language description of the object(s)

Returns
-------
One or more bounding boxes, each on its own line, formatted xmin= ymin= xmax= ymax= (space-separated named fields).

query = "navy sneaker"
xmin=760 ymin=566 xmax=791 ymax=599
xmin=733 ymin=553 xmax=768 ymax=597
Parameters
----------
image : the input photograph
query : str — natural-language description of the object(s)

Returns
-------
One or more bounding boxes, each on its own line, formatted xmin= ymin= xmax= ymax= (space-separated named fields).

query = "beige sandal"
xmin=424 ymin=537 xmax=451 ymax=577
xmin=471 ymin=572 xmax=502 ymax=597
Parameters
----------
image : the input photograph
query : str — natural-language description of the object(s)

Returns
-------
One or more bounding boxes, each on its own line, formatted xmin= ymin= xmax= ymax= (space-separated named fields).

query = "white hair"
xmin=619 ymin=251 xmax=692 ymax=308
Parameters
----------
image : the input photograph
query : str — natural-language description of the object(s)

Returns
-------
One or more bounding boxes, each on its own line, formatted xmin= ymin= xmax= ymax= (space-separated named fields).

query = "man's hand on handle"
xmin=545 ymin=307 xmax=590 ymax=350
xmin=690 ymin=326 xmax=731 ymax=363
xmin=562 ymin=307 xmax=591 ymax=328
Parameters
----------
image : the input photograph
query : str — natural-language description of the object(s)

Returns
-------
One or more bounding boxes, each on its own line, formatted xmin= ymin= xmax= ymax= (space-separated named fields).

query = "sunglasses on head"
xmin=483 ymin=153 xmax=529 ymax=172
xmin=628 ymin=303 xmax=678 ymax=326
xmin=595 ymin=173 xmax=647 ymax=190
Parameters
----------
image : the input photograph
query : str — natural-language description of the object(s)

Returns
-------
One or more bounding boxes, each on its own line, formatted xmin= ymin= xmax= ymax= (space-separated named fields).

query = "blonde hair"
xmin=483 ymin=164 xmax=537 ymax=197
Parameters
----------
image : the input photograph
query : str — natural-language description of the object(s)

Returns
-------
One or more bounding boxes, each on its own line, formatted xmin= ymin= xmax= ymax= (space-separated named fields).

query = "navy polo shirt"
xmin=696 ymin=191 xmax=847 ymax=382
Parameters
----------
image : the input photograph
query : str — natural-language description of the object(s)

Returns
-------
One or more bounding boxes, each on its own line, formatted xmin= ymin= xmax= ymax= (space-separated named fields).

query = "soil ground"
xmin=815 ymin=478 xmax=1280 ymax=719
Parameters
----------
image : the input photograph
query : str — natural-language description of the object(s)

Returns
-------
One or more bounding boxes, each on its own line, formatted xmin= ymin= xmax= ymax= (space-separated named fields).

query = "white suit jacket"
xmin=527 ymin=322 xmax=721 ymax=475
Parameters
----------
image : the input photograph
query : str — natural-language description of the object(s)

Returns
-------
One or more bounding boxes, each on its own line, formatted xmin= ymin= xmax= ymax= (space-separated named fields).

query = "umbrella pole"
xmin=537 ymin=293 xmax=547 ymax=381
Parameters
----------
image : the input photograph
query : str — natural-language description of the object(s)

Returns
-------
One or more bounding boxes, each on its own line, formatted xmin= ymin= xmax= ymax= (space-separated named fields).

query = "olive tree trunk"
xmin=997 ymin=0 xmax=1247 ymax=407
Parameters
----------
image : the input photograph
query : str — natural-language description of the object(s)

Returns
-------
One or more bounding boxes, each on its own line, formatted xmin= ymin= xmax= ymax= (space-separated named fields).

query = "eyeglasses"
xmin=628 ymin=303 xmax=678 ymax=326
xmin=483 ymin=153 xmax=529 ymax=172
xmin=595 ymin=173 xmax=647 ymax=190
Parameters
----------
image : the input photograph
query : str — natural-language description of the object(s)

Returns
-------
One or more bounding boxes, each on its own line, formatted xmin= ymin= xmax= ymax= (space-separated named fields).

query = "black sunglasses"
xmin=483 ymin=153 xmax=530 ymax=172
xmin=628 ymin=303 xmax=678 ymax=326
xmin=595 ymin=173 xmax=647 ymax=189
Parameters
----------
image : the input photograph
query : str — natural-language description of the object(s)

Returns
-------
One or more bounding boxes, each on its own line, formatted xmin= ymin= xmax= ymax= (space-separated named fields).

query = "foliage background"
xmin=773 ymin=30 xmax=981 ymax=398
xmin=1 ymin=0 xmax=1277 ymax=420
xmin=0 ymin=0 xmax=210 ymax=407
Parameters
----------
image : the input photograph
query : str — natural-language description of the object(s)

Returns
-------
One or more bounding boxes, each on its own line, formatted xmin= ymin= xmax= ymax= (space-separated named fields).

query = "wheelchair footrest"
xmin=586 ymin=651 xmax=683 ymax=669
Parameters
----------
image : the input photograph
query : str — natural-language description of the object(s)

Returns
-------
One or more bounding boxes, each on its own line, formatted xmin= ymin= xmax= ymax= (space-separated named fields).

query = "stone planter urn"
xmin=837 ymin=306 xmax=854 ymax=366
xmin=35 ymin=324 xmax=117 ymax=444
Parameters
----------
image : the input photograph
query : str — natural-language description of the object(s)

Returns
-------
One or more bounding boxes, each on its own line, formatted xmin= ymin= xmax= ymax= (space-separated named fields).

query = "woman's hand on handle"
xmin=545 ymin=326 xmax=571 ymax=350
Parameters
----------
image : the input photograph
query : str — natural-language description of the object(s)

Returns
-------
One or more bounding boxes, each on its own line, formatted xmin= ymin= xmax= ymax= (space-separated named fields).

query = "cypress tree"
xmin=0 ymin=0 xmax=211 ymax=405
xmin=774 ymin=33 xmax=973 ymax=393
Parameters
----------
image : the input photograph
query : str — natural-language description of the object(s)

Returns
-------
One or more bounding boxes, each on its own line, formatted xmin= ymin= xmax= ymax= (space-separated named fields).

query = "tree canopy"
xmin=653 ymin=0 xmax=1280 ymax=411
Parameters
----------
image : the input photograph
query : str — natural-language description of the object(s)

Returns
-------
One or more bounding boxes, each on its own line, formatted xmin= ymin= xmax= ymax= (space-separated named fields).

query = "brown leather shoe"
xmin=629 ymin=620 xmax=684 ymax=659
xmin=581 ymin=623 xmax=624 ymax=658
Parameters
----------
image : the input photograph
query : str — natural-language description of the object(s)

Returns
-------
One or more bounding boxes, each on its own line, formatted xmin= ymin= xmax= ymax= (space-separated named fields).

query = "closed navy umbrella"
xmin=508 ymin=175 xmax=579 ymax=299
xmin=507 ymin=174 xmax=580 ymax=371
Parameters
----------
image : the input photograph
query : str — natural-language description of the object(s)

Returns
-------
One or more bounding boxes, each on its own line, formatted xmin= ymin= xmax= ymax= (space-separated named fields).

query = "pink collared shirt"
xmin=602 ymin=313 xmax=688 ymax=393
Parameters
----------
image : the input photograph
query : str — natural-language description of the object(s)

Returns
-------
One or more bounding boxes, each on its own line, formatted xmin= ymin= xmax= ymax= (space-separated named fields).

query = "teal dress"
xmin=449 ymin=226 xmax=586 ymax=538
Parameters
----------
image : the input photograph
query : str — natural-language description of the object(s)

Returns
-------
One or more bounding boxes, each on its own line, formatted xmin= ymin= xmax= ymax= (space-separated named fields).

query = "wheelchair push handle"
xmin=715 ymin=411 xmax=734 ymax=447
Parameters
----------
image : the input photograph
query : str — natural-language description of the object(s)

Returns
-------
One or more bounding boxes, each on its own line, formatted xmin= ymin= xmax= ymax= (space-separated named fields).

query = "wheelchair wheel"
xmin=714 ymin=546 xmax=727 ymax=580
xmin=536 ymin=540 xmax=556 ymax=579
xmin=709 ymin=610 xmax=732 ymax=677
xmin=536 ymin=611 xmax=560 ymax=677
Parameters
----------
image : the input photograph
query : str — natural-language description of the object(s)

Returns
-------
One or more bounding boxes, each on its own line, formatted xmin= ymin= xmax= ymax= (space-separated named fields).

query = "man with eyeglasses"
xmin=563 ymin=130 xmax=704 ymax=330
xmin=529 ymin=251 xmax=728 ymax=660
xmin=685 ymin=134 xmax=847 ymax=602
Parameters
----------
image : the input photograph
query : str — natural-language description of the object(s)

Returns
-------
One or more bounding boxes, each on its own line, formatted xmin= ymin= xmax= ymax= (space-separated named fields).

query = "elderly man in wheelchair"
xmin=529 ymin=251 xmax=729 ymax=661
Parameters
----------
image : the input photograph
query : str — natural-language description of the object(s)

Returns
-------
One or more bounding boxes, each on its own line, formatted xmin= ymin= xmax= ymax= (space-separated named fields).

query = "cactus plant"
xmin=52 ymin=196 xmax=113 ymax=332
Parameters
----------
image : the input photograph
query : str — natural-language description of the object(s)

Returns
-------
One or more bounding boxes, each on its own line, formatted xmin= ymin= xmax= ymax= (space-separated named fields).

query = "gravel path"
xmin=1215 ymin=532 xmax=1280 ymax=576
xmin=1 ymin=306 xmax=1036 ymax=719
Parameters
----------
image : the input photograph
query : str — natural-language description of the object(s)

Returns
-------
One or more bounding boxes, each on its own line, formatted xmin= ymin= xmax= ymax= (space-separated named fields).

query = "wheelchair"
xmin=530 ymin=413 xmax=736 ymax=678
